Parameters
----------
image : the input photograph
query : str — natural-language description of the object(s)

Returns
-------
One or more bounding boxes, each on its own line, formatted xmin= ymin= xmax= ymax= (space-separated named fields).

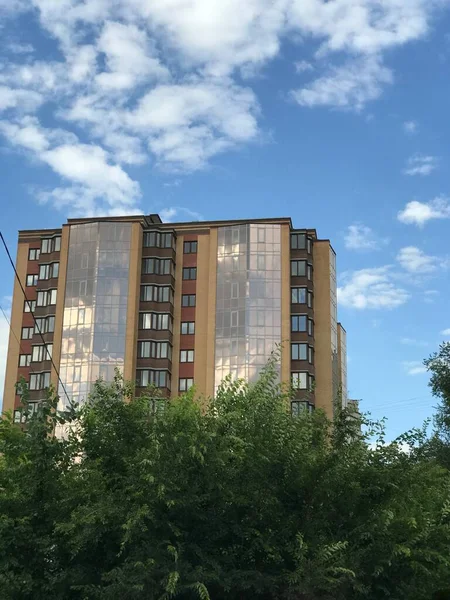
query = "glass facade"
xmin=58 ymin=222 xmax=132 ymax=410
xmin=215 ymin=224 xmax=281 ymax=389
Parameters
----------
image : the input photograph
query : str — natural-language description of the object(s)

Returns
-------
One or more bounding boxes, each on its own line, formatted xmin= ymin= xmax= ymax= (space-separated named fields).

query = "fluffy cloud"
xmin=160 ymin=206 xmax=204 ymax=222
xmin=344 ymin=223 xmax=388 ymax=251
xmin=397 ymin=198 xmax=450 ymax=227
xmin=338 ymin=266 xmax=409 ymax=309
xmin=291 ymin=55 xmax=393 ymax=111
xmin=402 ymin=361 xmax=427 ymax=376
xmin=403 ymin=120 xmax=418 ymax=134
xmin=403 ymin=154 xmax=438 ymax=176
xmin=0 ymin=0 xmax=447 ymax=214
xmin=396 ymin=246 xmax=442 ymax=274
xmin=441 ymin=328 xmax=450 ymax=337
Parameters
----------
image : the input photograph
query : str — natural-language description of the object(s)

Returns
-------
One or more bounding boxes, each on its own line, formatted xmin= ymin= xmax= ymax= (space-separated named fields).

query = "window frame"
xmin=41 ymin=236 xmax=61 ymax=254
xmin=21 ymin=327 xmax=34 ymax=340
xmin=183 ymin=241 xmax=198 ymax=254
xmin=24 ymin=300 xmax=36 ymax=313
xmin=290 ymin=260 xmax=307 ymax=277
xmin=135 ymin=369 xmax=170 ymax=389
xmin=180 ymin=349 xmax=194 ymax=363
xmin=291 ymin=287 xmax=307 ymax=304
xmin=142 ymin=257 xmax=174 ymax=276
xmin=181 ymin=294 xmax=196 ymax=307
xmin=182 ymin=267 xmax=197 ymax=280
xmin=31 ymin=344 xmax=53 ymax=363
xmin=26 ymin=274 xmax=38 ymax=287
xmin=181 ymin=321 xmax=195 ymax=335
xmin=179 ymin=377 xmax=194 ymax=392
xmin=290 ymin=233 xmax=306 ymax=250
xmin=28 ymin=248 xmax=40 ymax=261
xmin=29 ymin=371 xmax=51 ymax=391
xmin=18 ymin=354 xmax=31 ymax=367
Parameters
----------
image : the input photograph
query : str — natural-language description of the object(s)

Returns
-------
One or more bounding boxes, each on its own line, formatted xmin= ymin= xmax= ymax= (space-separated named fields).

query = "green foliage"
xmin=1 ymin=360 xmax=450 ymax=599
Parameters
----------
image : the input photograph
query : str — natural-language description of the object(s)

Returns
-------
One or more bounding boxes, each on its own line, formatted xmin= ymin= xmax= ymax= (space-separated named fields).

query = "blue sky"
xmin=1 ymin=0 xmax=450 ymax=439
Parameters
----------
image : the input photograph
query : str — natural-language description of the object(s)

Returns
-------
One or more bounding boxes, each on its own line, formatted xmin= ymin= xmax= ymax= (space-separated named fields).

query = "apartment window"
xmin=309 ymin=346 xmax=314 ymax=364
xmin=138 ymin=341 xmax=171 ymax=360
xmin=41 ymin=236 xmax=61 ymax=254
xmin=139 ymin=312 xmax=173 ymax=331
xmin=136 ymin=369 xmax=170 ymax=388
xmin=140 ymin=285 xmax=173 ymax=303
xmin=181 ymin=321 xmax=195 ymax=335
xmin=307 ymin=238 xmax=312 ymax=254
xmin=307 ymin=291 xmax=313 ymax=308
xmin=307 ymin=264 xmax=313 ymax=280
xmin=182 ymin=294 xmax=196 ymax=307
xmin=21 ymin=327 xmax=34 ymax=340
xmin=183 ymin=241 xmax=197 ymax=254
xmin=19 ymin=354 xmax=31 ymax=367
xmin=291 ymin=401 xmax=313 ymax=417
xmin=29 ymin=372 xmax=51 ymax=391
xmin=291 ymin=260 xmax=306 ymax=277
xmin=143 ymin=231 xmax=173 ymax=248
xmin=28 ymin=248 xmax=40 ymax=261
xmin=31 ymin=344 xmax=53 ymax=363
xmin=291 ymin=315 xmax=307 ymax=332
xmin=182 ymin=267 xmax=197 ymax=280
xmin=142 ymin=258 xmax=173 ymax=276
xmin=308 ymin=319 xmax=314 ymax=336
xmin=26 ymin=274 xmax=38 ymax=287
xmin=291 ymin=343 xmax=308 ymax=361
xmin=292 ymin=372 xmax=314 ymax=390
xmin=291 ymin=287 xmax=307 ymax=304
xmin=291 ymin=233 xmax=306 ymax=250
xmin=179 ymin=377 xmax=194 ymax=392
xmin=24 ymin=300 xmax=36 ymax=313
xmin=37 ymin=289 xmax=57 ymax=307
xmin=39 ymin=262 xmax=59 ymax=280
xmin=34 ymin=316 xmax=55 ymax=335
xmin=180 ymin=349 xmax=194 ymax=363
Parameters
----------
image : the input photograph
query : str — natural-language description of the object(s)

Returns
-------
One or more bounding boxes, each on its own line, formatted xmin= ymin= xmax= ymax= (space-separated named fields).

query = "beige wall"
xmin=280 ymin=223 xmax=291 ymax=385
xmin=194 ymin=229 xmax=217 ymax=401
xmin=313 ymin=241 xmax=333 ymax=419
xmin=51 ymin=225 xmax=69 ymax=390
xmin=171 ymin=235 xmax=184 ymax=397
xmin=124 ymin=223 xmax=143 ymax=384
xmin=2 ymin=242 xmax=29 ymax=413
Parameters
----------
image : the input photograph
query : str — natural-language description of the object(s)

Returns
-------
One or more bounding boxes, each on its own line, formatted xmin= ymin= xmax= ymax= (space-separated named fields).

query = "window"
xmin=139 ymin=312 xmax=173 ymax=331
xmin=140 ymin=285 xmax=173 ymax=303
xmin=291 ymin=343 xmax=308 ymax=361
xmin=143 ymin=231 xmax=173 ymax=248
xmin=181 ymin=321 xmax=195 ymax=335
xmin=291 ymin=287 xmax=307 ymax=304
xmin=19 ymin=354 xmax=31 ymax=367
xmin=182 ymin=267 xmax=197 ymax=280
xmin=231 ymin=282 xmax=239 ymax=298
xmin=32 ymin=344 xmax=53 ymax=362
xmin=26 ymin=274 xmax=38 ymax=287
xmin=136 ymin=369 xmax=170 ymax=388
xmin=181 ymin=294 xmax=196 ymax=307
xmin=22 ymin=327 xmax=34 ymax=339
xmin=292 ymin=372 xmax=309 ymax=390
xmin=307 ymin=291 xmax=313 ymax=308
xmin=291 ymin=233 xmax=306 ymax=250
xmin=183 ymin=241 xmax=197 ymax=254
xmin=37 ymin=289 xmax=57 ymax=307
xmin=307 ymin=264 xmax=313 ymax=280
xmin=39 ymin=262 xmax=59 ymax=280
xmin=309 ymin=346 xmax=314 ymax=364
xmin=29 ymin=372 xmax=51 ymax=391
xmin=24 ymin=300 xmax=36 ymax=313
xmin=41 ymin=236 xmax=61 ymax=254
xmin=291 ymin=260 xmax=306 ymax=277
xmin=291 ymin=315 xmax=307 ymax=332
xmin=138 ymin=341 xmax=172 ymax=360
xmin=179 ymin=377 xmax=194 ymax=392
xmin=291 ymin=401 xmax=313 ymax=417
xmin=307 ymin=238 xmax=312 ymax=254
xmin=308 ymin=319 xmax=313 ymax=336
xmin=28 ymin=248 xmax=40 ymax=261
xmin=142 ymin=258 xmax=173 ymax=276
xmin=34 ymin=316 xmax=55 ymax=335
xmin=180 ymin=349 xmax=194 ymax=363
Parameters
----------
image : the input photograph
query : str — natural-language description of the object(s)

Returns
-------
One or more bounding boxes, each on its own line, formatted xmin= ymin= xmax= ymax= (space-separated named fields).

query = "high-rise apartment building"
xmin=3 ymin=215 xmax=347 ymax=421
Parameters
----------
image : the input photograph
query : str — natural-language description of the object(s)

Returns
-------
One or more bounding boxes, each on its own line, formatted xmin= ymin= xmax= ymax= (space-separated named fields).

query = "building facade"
xmin=3 ymin=215 xmax=347 ymax=421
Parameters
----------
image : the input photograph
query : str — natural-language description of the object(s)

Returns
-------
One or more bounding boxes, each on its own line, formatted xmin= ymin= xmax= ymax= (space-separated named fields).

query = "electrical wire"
xmin=0 ymin=231 xmax=71 ymax=406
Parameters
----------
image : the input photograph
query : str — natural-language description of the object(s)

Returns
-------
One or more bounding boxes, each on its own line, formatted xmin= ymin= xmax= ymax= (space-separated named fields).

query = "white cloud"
xmin=338 ymin=266 xmax=409 ymax=310
xmin=0 ymin=0 xmax=447 ymax=215
xmin=441 ymin=328 xmax=450 ymax=337
xmin=396 ymin=246 xmax=442 ymax=274
xmin=402 ymin=361 xmax=427 ymax=376
xmin=424 ymin=289 xmax=439 ymax=303
xmin=401 ymin=338 xmax=429 ymax=347
xmin=403 ymin=154 xmax=438 ymax=176
xmin=291 ymin=55 xmax=393 ymax=111
xmin=403 ymin=120 xmax=418 ymax=134
xmin=6 ymin=42 xmax=34 ymax=54
xmin=397 ymin=198 xmax=450 ymax=227
xmin=295 ymin=60 xmax=314 ymax=73
xmin=344 ymin=223 xmax=388 ymax=251
xmin=160 ymin=206 xmax=204 ymax=222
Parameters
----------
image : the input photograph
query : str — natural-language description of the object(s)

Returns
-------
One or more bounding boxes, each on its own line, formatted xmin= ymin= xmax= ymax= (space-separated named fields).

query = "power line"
xmin=0 ymin=231 xmax=71 ymax=406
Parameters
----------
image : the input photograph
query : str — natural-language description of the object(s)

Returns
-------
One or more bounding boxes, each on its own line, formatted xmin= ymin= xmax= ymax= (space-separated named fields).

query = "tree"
xmin=424 ymin=342 xmax=450 ymax=469
xmin=1 ymin=361 xmax=450 ymax=599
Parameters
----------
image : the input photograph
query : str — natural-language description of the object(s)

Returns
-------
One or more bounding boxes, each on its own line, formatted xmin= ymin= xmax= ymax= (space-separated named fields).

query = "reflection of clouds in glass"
xmin=215 ymin=224 xmax=281 ymax=390
xmin=58 ymin=222 xmax=132 ymax=410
